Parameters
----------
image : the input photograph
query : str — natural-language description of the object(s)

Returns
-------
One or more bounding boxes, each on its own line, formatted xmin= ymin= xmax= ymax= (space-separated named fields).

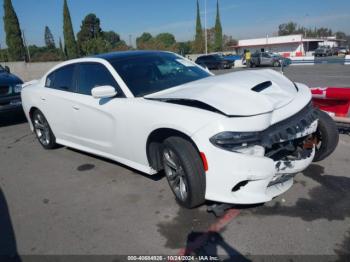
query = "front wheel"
xmin=32 ymin=110 xmax=58 ymax=149
xmin=162 ymin=137 xmax=206 ymax=208
xmin=313 ymin=110 xmax=339 ymax=162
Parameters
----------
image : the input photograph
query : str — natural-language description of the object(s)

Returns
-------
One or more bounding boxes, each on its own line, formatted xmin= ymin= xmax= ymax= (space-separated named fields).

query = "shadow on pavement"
xmin=0 ymin=187 xmax=21 ymax=262
xmin=183 ymin=231 xmax=250 ymax=261
xmin=0 ymin=111 xmax=26 ymax=128
xmin=68 ymin=148 xmax=164 ymax=181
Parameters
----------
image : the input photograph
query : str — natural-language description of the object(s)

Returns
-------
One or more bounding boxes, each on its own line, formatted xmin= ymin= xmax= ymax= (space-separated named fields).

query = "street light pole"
xmin=204 ymin=0 xmax=208 ymax=54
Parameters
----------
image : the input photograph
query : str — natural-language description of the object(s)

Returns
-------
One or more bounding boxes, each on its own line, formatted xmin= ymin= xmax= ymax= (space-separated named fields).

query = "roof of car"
xmin=93 ymin=50 xmax=170 ymax=61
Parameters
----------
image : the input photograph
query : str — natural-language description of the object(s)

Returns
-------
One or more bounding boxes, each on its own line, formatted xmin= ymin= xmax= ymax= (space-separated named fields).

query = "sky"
xmin=0 ymin=0 xmax=350 ymax=48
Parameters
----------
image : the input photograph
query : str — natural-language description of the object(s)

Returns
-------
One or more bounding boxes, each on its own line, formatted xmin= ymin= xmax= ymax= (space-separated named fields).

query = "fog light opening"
xmin=232 ymin=180 xmax=249 ymax=192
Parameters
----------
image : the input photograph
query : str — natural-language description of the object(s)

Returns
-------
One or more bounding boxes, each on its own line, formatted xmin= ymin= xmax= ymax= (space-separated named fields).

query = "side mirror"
xmin=91 ymin=85 xmax=117 ymax=99
xmin=4 ymin=66 xmax=10 ymax=73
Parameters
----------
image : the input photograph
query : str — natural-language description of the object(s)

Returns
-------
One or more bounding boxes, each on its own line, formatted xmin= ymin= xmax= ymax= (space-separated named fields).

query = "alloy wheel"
xmin=33 ymin=113 xmax=50 ymax=146
xmin=163 ymin=147 xmax=188 ymax=201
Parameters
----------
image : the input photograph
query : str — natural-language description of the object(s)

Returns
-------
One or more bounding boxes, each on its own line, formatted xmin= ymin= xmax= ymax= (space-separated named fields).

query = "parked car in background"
xmin=314 ymin=46 xmax=332 ymax=57
xmin=250 ymin=52 xmax=290 ymax=68
xmin=21 ymin=51 xmax=338 ymax=209
xmin=330 ymin=47 xmax=340 ymax=56
xmin=195 ymin=54 xmax=234 ymax=70
xmin=0 ymin=65 xmax=23 ymax=113
xmin=337 ymin=46 xmax=349 ymax=55
xmin=222 ymin=54 xmax=242 ymax=62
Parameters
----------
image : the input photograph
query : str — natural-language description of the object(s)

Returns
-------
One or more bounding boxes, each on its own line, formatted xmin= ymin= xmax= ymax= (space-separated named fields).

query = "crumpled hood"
xmin=145 ymin=69 xmax=298 ymax=116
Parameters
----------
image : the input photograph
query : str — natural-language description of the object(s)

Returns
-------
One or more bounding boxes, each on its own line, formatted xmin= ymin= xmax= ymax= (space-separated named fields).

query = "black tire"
xmin=162 ymin=136 xmax=206 ymax=208
xmin=31 ymin=110 xmax=58 ymax=150
xmin=313 ymin=110 xmax=339 ymax=162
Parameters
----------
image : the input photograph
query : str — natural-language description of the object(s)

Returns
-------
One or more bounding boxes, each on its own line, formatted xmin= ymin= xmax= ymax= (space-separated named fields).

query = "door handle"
xmin=72 ymin=105 xmax=80 ymax=110
xmin=40 ymin=97 xmax=46 ymax=101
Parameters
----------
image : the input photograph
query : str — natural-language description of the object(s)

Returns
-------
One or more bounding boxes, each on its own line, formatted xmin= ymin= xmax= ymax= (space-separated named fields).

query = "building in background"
xmin=234 ymin=34 xmax=345 ymax=57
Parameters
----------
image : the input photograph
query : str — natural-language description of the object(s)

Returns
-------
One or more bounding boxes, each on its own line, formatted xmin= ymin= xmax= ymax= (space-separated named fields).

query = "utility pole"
xmin=22 ymin=30 xmax=31 ymax=62
xmin=129 ymin=34 xmax=132 ymax=48
xmin=204 ymin=0 xmax=208 ymax=55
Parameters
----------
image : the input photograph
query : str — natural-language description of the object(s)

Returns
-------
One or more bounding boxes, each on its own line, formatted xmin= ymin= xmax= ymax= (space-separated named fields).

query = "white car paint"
xmin=21 ymin=52 xmax=318 ymax=205
xmin=146 ymin=69 xmax=298 ymax=116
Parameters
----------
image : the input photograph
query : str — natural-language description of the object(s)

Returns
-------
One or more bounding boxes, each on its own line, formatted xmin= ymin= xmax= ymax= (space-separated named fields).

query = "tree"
xmin=102 ymin=31 xmax=121 ymax=48
xmin=136 ymin=32 xmax=177 ymax=51
xmin=213 ymin=0 xmax=223 ymax=52
xmin=278 ymin=22 xmax=298 ymax=36
xmin=112 ymin=40 xmax=129 ymax=51
xmin=63 ymin=0 xmax=78 ymax=59
xmin=193 ymin=0 xmax=204 ymax=53
xmin=77 ymin=13 xmax=102 ymax=55
xmin=177 ymin=41 xmax=192 ymax=56
xmin=136 ymin=32 xmax=153 ymax=49
xmin=335 ymin=31 xmax=347 ymax=40
xmin=80 ymin=37 xmax=111 ymax=55
xmin=3 ymin=0 xmax=26 ymax=61
xmin=0 ymin=48 xmax=9 ymax=62
xmin=77 ymin=13 xmax=126 ymax=55
xmin=44 ymin=26 xmax=56 ymax=49
xmin=58 ymin=37 xmax=65 ymax=60
xmin=27 ymin=45 xmax=61 ymax=62
xmin=335 ymin=31 xmax=350 ymax=45
xmin=155 ymin=33 xmax=176 ymax=48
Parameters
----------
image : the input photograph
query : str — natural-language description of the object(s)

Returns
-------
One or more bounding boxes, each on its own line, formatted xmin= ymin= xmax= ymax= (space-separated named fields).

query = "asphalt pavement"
xmin=215 ymin=63 xmax=350 ymax=87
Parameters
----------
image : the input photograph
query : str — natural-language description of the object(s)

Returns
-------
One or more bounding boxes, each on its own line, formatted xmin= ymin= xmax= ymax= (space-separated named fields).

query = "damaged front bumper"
xmin=202 ymin=143 xmax=316 ymax=205
xmin=193 ymin=103 xmax=319 ymax=205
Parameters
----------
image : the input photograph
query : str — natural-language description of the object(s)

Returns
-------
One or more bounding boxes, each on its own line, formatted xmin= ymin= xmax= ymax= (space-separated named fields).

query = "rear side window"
xmin=45 ymin=64 xmax=76 ymax=92
xmin=76 ymin=63 xmax=122 ymax=96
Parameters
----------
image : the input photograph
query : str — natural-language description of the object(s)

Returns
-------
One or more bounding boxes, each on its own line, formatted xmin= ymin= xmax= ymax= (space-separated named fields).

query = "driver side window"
xmin=76 ymin=63 xmax=123 ymax=97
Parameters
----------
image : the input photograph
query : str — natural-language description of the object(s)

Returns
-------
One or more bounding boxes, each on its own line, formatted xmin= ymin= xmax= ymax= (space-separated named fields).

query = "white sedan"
xmin=21 ymin=51 xmax=338 ymax=208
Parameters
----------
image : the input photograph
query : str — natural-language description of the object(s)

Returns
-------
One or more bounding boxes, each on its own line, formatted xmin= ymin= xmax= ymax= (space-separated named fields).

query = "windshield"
xmin=110 ymin=52 xmax=211 ymax=97
xmin=0 ymin=65 xmax=4 ymax=72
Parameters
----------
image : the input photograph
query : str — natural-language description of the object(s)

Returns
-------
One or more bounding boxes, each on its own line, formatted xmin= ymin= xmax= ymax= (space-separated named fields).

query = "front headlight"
xmin=14 ymin=84 xmax=23 ymax=93
xmin=210 ymin=132 xmax=265 ymax=156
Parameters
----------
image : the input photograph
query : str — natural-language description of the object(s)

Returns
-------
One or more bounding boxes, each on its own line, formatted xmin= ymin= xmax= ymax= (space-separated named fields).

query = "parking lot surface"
xmin=0 ymin=65 xmax=350 ymax=260
xmin=215 ymin=64 xmax=350 ymax=88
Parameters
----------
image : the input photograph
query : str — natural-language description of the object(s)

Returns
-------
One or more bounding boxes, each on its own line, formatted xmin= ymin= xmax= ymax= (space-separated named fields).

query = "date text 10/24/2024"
xmin=127 ymin=255 xmax=220 ymax=261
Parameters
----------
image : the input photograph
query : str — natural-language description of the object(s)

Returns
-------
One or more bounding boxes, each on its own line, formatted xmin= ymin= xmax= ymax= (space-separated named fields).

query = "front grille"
xmin=260 ymin=102 xmax=318 ymax=148
xmin=0 ymin=86 xmax=10 ymax=95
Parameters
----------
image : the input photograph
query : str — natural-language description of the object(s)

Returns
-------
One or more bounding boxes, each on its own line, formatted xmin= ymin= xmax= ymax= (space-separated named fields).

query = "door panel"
xmin=41 ymin=64 xmax=77 ymax=142
xmin=71 ymin=95 xmax=117 ymax=153
xmin=42 ymin=89 xmax=80 ymax=142
xmin=72 ymin=62 xmax=125 ymax=155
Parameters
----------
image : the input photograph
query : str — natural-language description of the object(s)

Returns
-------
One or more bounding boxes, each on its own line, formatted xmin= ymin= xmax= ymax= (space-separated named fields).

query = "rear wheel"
xmin=162 ymin=136 xmax=206 ymax=208
xmin=313 ymin=110 xmax=339 ymax=162
xmin=32 ymin=110 xmax=58 ymax=149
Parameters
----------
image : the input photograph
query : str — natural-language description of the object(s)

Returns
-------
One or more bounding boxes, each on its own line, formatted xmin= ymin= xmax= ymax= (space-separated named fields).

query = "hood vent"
xmin=252 ymin=81 xmax=272 ymax=92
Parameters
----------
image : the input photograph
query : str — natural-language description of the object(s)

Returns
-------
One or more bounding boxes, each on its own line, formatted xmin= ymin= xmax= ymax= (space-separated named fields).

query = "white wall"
xmin=237 ymin=43 xmax=303 ymax=57
xmin=238 ymin=34 xmax=303 ymax=47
